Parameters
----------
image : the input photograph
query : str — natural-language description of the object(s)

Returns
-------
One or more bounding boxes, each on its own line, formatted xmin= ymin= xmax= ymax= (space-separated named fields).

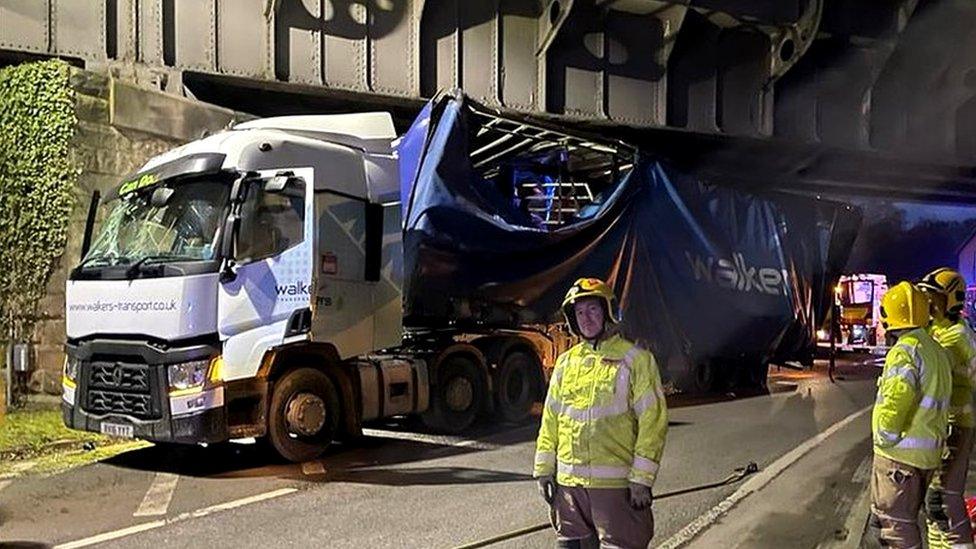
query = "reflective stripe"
xmin=535 ymin=451 xmax=555 ymax=465
xmin=884 ymin=366 xmax=919 ymax=388
xmin=548 ymin=349 xmax=635 ymax=421
xmin=874 ymin=510 xmax=919 ymax=524
xmin=544 ymin=392 xmax=561 ymax=414
xmin=632 ymin=389 xmax=658 ymax=415
xmin=890 ymin=343 xmax=924 ymax=384
xmin=876 ymin=429 xmax=901 ymax=445
xmin=919 ymin=395 xmax=950 ymax=411
xmin=621 ymin=348 xmax=639 ymax=368
xmin=558 ymin=462 xmax=630 ymax=478
xmin=894 ymin=437 xmax=941 ymax=450
xmin=632 ymin=455 xmax=659 ymax=475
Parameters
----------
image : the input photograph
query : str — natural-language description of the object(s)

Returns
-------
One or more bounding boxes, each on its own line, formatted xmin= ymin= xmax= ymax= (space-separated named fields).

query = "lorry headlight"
xmin=63 ymin=356 xmax=80 ymax=387
xmin=168 ymin=360 xmax=211 ymax=393
xmin=168 ymin=356 xmax=223 ymax=395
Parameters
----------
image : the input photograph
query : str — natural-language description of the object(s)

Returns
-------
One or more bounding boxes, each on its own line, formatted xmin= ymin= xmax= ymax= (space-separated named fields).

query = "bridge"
xmin=2 ymin=0 xmax=976 ymax=200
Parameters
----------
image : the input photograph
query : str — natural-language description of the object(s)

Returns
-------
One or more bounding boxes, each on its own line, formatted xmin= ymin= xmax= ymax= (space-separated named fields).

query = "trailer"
xmin=400 ymin=92 xmax=861 ymax=393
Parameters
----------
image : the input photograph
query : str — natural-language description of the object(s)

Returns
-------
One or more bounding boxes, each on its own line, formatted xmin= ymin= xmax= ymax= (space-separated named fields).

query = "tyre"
xmin=680 ymin=361 xmax=717 ymax=394
xmin=421 ymin=354 xmax=487 ymax=434
xmin=494 ymin=350 xmax=537 ymax=423
xmin=736 ymin=362 xmax=769 ymax=390
xmin=267 ymin=368 xmax=341 ymax=463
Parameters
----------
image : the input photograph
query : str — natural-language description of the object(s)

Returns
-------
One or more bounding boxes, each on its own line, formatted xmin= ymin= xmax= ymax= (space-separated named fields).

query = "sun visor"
xmin=109 ymin=153 xmax=227 ymax=200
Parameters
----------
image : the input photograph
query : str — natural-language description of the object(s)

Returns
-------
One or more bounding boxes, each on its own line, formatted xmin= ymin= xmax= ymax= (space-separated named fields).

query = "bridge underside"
xmin=2 ymin=0 xmax=976 ymax=202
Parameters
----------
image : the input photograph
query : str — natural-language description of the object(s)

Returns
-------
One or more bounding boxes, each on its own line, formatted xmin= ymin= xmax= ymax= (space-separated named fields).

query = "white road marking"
xmin=361 ymin=428 xmax=502 ymax=450
xmin=133 ymin=472 xmax=180 ymax=517
xmin=658 ymin=405 xmax=872 ymax=549
xmin=301 ymin=460 xmax=326 ymax=475
xmin=55 ymin=487 xmax=298 ymax=549
xmin=851 ymin=454 xmax=872 ymax=485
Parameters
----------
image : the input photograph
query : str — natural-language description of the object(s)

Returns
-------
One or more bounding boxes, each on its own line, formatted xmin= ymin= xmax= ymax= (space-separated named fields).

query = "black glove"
xmin=629 ymin=482 xmax=653 ymax=510
xmin=537 ymin=475 xmax=556 ymax=505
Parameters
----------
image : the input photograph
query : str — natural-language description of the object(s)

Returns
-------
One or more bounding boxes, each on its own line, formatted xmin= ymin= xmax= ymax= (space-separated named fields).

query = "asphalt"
xmin=0 ymin=356 xmax=881 ymax=548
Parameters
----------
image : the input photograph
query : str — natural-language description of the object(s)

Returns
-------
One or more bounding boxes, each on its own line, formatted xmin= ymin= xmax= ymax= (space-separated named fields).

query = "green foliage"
xmin=0 ymin=407 xmax=104 ymax=459
xmin=0 ymin=60 xmax=78 ymax=342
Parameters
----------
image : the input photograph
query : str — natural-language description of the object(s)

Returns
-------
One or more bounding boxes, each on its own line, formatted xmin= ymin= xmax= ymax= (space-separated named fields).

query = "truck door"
xmin=218 ymin=168 xmax=315 ymax=380
xmin=312 ymin=192 xmax=402 ymax=358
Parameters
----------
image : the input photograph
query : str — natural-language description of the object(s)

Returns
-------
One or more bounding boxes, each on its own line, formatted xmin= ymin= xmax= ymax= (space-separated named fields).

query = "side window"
xmin=236 ymin=178 xmax=305 ymax=263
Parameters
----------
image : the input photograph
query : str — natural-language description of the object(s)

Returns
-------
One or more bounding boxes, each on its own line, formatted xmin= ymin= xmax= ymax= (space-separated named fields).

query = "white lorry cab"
xmin=61 ymin=112 xmax=549 ymax=462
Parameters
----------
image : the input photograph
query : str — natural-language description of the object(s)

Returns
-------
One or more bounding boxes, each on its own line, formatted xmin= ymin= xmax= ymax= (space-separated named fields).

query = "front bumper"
xmin=62 ymin=395 xmax=228 ymax=444
xmin=62 ymin=336 xmax=228 ymax=444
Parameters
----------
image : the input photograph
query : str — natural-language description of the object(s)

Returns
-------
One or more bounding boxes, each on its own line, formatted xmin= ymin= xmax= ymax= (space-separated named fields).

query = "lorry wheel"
xmin=735 ymin=362 xmax=769 ymax=390
xmin=682 ymin=362 xmax=716 ymax=394
xmin=421 ymin=355 xmax=486 ymax=434
xmin=753 ymin=364 xmax=770 ymax=388
xmin=494 ymin=350 xmax=536 ymax=423
xmin=267 ymin=368 xmax=341 ymax=463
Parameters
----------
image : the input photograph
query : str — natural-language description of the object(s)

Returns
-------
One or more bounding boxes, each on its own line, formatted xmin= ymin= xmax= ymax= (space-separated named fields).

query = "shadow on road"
xmin=101 ymin=420 xmax=540 ymax=482
xmin=96 ymin=355 xmax=878 ymax=482
xmin=317 ymin=466 xmax=534 ymax=486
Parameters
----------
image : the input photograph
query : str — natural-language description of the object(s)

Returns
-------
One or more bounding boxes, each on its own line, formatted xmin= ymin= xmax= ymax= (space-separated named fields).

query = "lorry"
xmin=62 ymin=91 xmax=859 ymax=460
xmin=824 ymin=273 xmax=888 ymax=350
xmin=61 ymin=102 xmax=570 ymax=462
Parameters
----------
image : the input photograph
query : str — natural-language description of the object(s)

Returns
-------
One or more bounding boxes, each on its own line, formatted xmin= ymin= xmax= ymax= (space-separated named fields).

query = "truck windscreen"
xmin=846 ymin=280 xmax=873 ymax=305
xmin=79 ymin=177 xmax=231 ymax=272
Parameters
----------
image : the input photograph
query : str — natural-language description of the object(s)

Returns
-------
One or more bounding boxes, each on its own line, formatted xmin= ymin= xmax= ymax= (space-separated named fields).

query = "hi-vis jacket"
xmin=534 ymin=334 xmax=668 ymax=488
xmin=930 ymin=318 xmax=976 ymax=429
xmin=873 ymin=328 xmax=952 ymax=470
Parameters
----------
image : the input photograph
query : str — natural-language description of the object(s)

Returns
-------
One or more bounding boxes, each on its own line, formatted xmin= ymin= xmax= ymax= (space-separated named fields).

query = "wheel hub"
xmin=445 ymin=377 xmax=474 ymax=412
xmin=285 ymin=392 xmax=327 ymax=436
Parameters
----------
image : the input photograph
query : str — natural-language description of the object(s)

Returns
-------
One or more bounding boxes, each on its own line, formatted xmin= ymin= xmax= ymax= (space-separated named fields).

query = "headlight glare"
xmin=64 ymin=356 xmax=80 ymax=383
xmin=168 ymin=360 xmax=210 ymax=392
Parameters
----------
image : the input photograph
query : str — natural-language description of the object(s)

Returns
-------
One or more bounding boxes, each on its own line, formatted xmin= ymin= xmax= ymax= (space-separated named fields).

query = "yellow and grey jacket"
xmin=872 ymin=328 xmax=952 ymax=470
xmin=533 ymin=334 xmax=668 ymax=488
xmin=930 ymin=317 xmax=976 ymax=429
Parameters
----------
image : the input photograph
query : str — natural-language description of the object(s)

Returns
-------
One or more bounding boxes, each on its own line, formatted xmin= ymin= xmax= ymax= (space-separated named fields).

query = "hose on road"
xmin=454 ymin=462 xmax=760 ymax=549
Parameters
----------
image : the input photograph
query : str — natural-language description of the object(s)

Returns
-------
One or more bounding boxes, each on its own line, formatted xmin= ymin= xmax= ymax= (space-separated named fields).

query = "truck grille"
xmin=90 ymin=363 xmax=150 ymax=391
xmin=87 ymin=390 xmax=154 ymax=417
xmin=84 ymin=362 xmax=160 ymax=419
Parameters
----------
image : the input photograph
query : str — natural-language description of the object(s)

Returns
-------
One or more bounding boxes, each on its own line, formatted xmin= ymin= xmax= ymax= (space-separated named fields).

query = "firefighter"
xmin=534 ymin=278 xmax=668 ymax=549
xmin=919 ymin=268 xmax=976 ymax=549
xmin=872 ymin=281 xmax=952 ymax=548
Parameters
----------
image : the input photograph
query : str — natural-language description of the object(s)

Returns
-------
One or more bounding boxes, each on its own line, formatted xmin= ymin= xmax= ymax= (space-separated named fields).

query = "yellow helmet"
xmin=880 ymin=281 xmax=930 ymax=331
xmin=562 ymin=277 xmax=621 ymax=336
xmin=918 ymin=267 xmax=967 ymax=314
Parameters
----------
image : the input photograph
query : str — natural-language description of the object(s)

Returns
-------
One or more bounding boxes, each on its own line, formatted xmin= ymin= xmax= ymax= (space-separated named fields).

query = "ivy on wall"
xmin=0 ymin=60 xmax=78 ymax=343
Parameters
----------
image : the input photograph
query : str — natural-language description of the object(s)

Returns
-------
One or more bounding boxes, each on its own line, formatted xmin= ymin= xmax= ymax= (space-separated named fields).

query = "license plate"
xmin=100 ymin=422 xmax=134 ymax=438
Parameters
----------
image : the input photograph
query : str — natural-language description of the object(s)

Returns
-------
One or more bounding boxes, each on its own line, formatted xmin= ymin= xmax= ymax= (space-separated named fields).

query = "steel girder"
xmin=2 ymin=0 xmax=976 ymax=198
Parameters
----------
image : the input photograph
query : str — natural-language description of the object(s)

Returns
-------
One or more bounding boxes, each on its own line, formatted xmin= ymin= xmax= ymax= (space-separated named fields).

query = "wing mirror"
xmin=219 ymin=214 xmax=240 ymax=282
